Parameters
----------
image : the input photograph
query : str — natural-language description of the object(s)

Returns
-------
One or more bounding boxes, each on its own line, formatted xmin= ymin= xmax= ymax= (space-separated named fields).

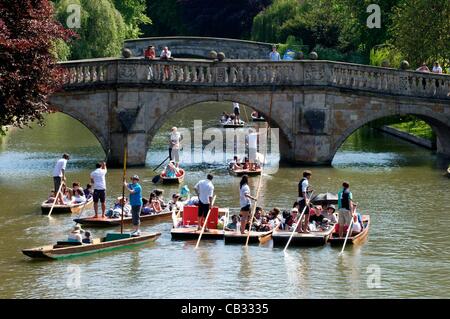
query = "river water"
xmin=0 ymin=102 xmax=449 ymax=299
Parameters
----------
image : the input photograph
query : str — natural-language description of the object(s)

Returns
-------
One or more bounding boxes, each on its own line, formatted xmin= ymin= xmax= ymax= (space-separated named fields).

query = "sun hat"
xmin=131 ymin=175 xmax=140 ymax=180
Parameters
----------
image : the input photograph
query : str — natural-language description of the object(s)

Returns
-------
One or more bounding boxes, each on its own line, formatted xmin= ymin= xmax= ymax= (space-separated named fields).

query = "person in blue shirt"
xmin=124 ymin=175 xmax=143 ymax=236
xmin=337 ymin=181 xmax=354 ymax=238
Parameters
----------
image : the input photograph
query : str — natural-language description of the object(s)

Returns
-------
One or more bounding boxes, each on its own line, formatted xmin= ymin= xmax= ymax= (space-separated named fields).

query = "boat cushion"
xmin=105 ymin=232 xmax=132 ymax=242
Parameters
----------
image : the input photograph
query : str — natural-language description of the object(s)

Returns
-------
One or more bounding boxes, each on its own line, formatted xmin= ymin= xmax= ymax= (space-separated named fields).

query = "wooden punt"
xmin=22 ymin=232 xmax=161 ymax=260
xmin=160 ymin=168 xmax=185 ymax=185
xmin=224 ymin=230 xmax=272 ymax=245
xmin=41 ymin=197 xmax=94 ymax=215
xmin=328 ymin=215 xmax=370 ymax=246
xmin=73 ymin=210 xmax=172 ymax=227
xmin=228 ymin=166 xmax=262 ymax=177
xmin=272 ymin=226 xmax=335 ymax=247
xmin=251 ymin=115 xmax=266 ymax=122
xmin=171 ymin=227 xmax=224 ymax=241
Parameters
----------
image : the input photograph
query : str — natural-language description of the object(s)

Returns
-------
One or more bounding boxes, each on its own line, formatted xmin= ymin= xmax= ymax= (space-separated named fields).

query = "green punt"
xmin=22 ymin=232 xmax=161 ymax=260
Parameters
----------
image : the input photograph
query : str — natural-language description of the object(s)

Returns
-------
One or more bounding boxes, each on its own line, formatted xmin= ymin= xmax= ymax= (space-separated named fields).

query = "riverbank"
xmin=378 ymin=125 xmax=435 ymax=149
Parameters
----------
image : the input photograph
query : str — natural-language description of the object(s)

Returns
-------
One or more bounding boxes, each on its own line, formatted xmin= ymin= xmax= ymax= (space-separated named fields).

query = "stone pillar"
xmin=108 ymin=132 xmax=147 ymax=167
xmin=285 ymin=134 xmax=334 ymax=165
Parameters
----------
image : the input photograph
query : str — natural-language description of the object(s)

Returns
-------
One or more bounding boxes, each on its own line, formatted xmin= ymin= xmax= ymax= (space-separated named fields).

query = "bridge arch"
xmin=145 ymin=93 xmax=293 ymax=161
xmin=330 ymin=104 xmax=450 ymax=162
xmin=48 ymin=98 xmax=110 ymax=156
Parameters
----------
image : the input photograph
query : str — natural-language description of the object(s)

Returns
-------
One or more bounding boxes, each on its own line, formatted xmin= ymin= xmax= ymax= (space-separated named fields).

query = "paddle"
xmin=258 ymin=217 xmax=281 ymax=245
xmin=194 ymin=195 xmax=217 ymax=249
xmin=153 ymin=155 xmax=170 ymax=172
xmin=283 ymin=191 xmax=314 ymax=253
xmin=339 ymin=204 xmax=357 ymax=255
xmin=48 ymin=181 xmax=64 ymax=217
xmin=339 ymin=217 xmax=354 ymax=255
xmin=118 ymin=110 xmax=139 ymax=235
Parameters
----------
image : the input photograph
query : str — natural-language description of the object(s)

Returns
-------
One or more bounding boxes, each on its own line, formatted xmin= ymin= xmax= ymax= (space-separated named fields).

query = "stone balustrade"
xmin=59 ymin=58 xmax=450 ymax=100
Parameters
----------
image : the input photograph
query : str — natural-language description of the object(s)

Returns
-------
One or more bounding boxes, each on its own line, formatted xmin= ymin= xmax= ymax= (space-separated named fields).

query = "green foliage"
xmin=251 ymin=0 xmax=300 ymax=43
xmin=369 ymin=45 xmax=403 ymax=68
xmin=313 ymin=45 xmax=367 ymax=64
xmin=390 ymin=119 xmax=435 ymax=141
xmin=54 ymin=0 xmax=127 ymax=59
xmin=112 ymin=0 xmax=151 ymax=39
xmin=141 ymin=0 xmax=186 ymax=36
xmin=276 ymin=35 xmax=307 ymax=57
xmin=390 ymin=0 xmax=450 ymax=69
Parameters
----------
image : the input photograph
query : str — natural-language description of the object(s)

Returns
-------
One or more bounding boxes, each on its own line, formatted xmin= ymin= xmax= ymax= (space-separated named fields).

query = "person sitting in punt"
xmin=185 ymin=195 xmax=199 ymax=206
xmin=152 ymin=189 xmax=166 ymax=208
xmin=252 ymin=208 xmax=263 ymax=231
xmin=259 ymin=217 xmax=272 ymax=232
xmin=242 ymin=157 xmax=250 ymax=170
xmin=72 ymin=188 xmax=87 ymax=204
xmin=267 ymin=207 xmax=281 ymax=229
xmin=68 ymin=224 xmax=84 ymax=243
xmin=82 ymin=231 xmax=92 ymax=244
xmin=180 ymin=185 xmax=190 ymax=201
xmin=322 ymin=204 xmax=338 ymax=224
xmin=46 ymin=190 xmax=56 ymax=204
xmin=225 ymin=214 xmax=239 ymax=231
xmin=106 ymin=197 xmax=131 ymax=218
xmin=164 ymin=161 xmax=179 ymax=178
xmin=229 ymin=156 xmax=242 ymax=170
xmin=220 ymin=112 xmax=229 ymax=123
xmin=168 ymin=193 xmax=183 ymax=213
xmin=142 ymin=192 xmax=163 ymax=215
xmin=352 ymin=210 xmax=363 ymax=234
xmin=309 ymin=205 xmax=327 ymax=231
xmin=84 ymin=183 xmax=93 ymax=199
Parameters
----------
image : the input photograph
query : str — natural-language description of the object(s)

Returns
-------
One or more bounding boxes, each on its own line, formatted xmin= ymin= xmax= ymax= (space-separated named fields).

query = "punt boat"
xmin=160 ymin=168 xmax=185 ymax=185
xmin=22 ymin=232 xmax=161 ymax=260
xmin=41 ymin=197 xmax=93 ymax=215
xmin=272 ymin=225 xmax=335 ymax=247
xmin=328 ymin=215 xmax=370 ymax=246
xmin=73 ymin=210 xmax=172 ymax=227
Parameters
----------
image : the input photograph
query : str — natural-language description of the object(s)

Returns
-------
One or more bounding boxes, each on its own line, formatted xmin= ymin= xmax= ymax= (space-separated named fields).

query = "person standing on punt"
xmin=337 ymin=181 xmax=354 ymax=238
xmin=52 ymin=153 xmax=69 ymax=193
xmin=169 ymin=127 xmax=181 ymax=165
xmin=194 ymin=174 xmax=215 ymax=232
xmin=297 ymin=170 xmax=313 ymax=233
xmin=90 ymin=161 xmax=107 ymax=218
xmin=232 ymin=102 xmax=240 ymax=124
xmin=239 ymin=175 xmax=257 ymax=234
xmin=125 ymin=175 xmax=143 ymax=236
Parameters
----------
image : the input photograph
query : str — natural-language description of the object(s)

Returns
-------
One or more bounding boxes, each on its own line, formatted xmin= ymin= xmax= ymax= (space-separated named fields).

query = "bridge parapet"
xmin=59 ymin=58 xmax=450 ymax=100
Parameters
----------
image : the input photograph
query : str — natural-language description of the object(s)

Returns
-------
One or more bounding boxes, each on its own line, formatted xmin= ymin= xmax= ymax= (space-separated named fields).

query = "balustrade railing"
xmin=59 ymin=58 xmax=450 ymax=100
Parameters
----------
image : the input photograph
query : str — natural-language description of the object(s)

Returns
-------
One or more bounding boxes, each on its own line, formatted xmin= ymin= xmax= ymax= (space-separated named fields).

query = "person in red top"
xmin=144 ymin=45 xmax=156 ymax=59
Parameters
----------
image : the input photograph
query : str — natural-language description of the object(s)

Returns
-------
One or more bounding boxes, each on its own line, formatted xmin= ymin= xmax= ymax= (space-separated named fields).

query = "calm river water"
xmin=0 ymin=102 xmax=449 ymax=298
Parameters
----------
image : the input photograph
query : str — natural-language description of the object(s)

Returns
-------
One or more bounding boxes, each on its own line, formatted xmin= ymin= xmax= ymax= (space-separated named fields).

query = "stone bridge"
xmin=49 ymin=57 xmax=450 ymax=166
xmin=124 ymin=36 xmax=273 ymax=59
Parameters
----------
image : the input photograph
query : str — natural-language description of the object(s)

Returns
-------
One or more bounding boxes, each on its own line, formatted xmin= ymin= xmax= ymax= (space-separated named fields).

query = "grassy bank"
xmin=389 ymin=120 xmax=434 ymax=141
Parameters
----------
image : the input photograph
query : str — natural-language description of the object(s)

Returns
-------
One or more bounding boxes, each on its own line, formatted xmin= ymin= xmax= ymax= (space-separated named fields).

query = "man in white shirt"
xmin=160 ymin=46 xmax=172 ymax=80
xmin=90 ymin=161 xmax=107 ymax=218
xmin=160 ymin=46 xmax=171 ymax=59
xmin=169 ymin=127 xmax=181 ymax=164
xmin=52 ymin=153 xmax=69 ymax=193
xmin=432 ymin=62 xmax=443 ymax=74
xmin=269 ymin=45 xmax=281 ymax=61
xmin=194 ymin=174 xmax=214 ymax=231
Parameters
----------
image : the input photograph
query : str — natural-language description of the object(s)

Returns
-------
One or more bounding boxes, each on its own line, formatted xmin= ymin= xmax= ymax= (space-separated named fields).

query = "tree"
xmin=141 ymin=0 xmax=185 ymax=36
xmin=390 ymin=0 xmax=450 ymax=68
xmin=142 ymin=0 xmax=271 ymax=39
xmin=54 ymin=0 xmax=126 ymax=59
xmin=112 ymin=0 xmax=151 ymax=38
xmin=0 ymin=0 xmax=74 ymax=134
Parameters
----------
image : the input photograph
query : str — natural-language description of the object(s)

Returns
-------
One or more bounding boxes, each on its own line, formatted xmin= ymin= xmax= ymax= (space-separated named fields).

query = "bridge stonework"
xmin=50 ymin=58 xmax=450 ymax=167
